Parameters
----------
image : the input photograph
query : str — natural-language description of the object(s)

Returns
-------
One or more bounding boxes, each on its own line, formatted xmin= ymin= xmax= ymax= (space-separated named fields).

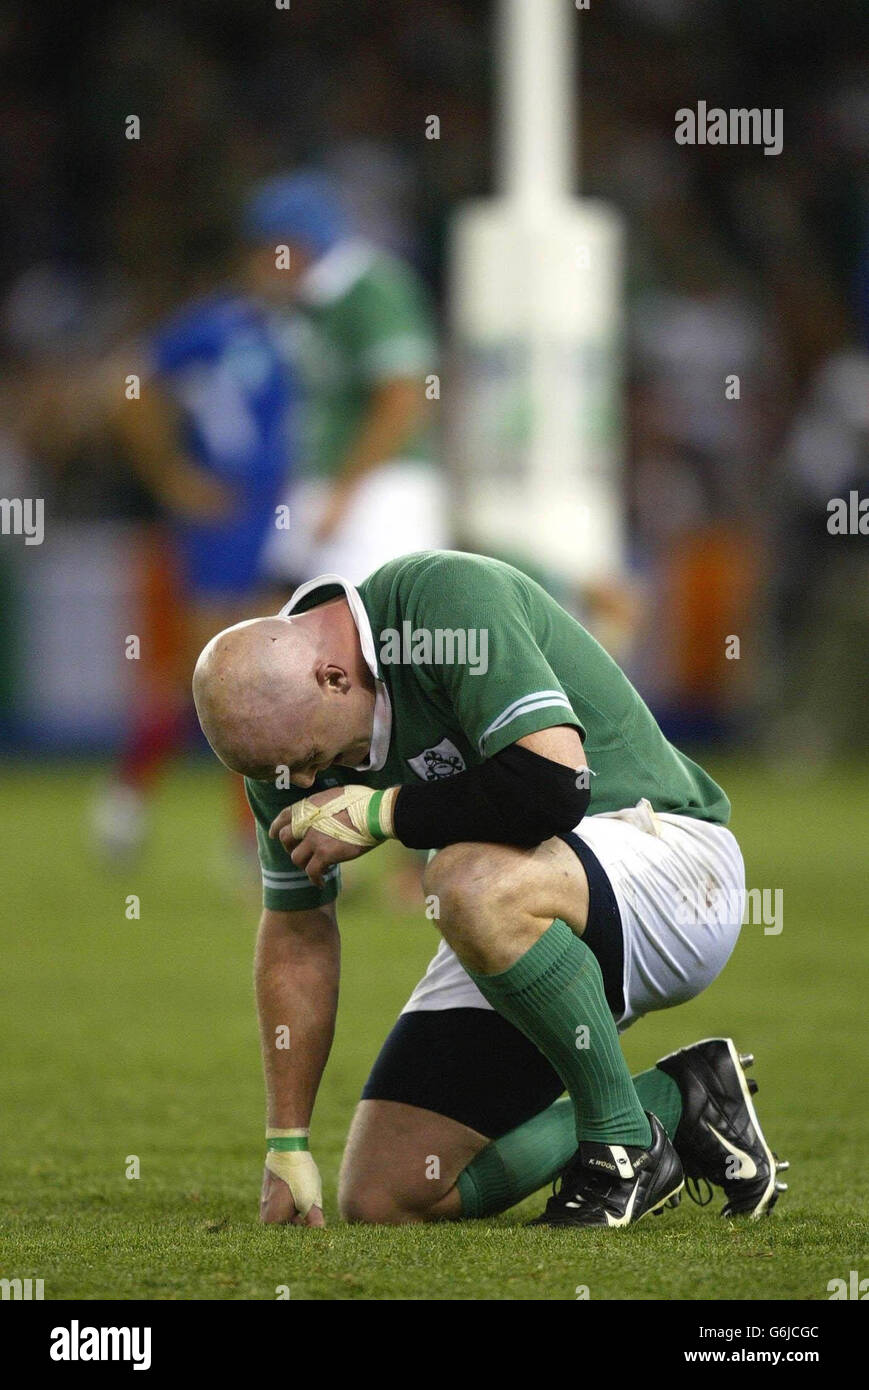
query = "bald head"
xmin=192 ymin=603 xmax=375 ymax=784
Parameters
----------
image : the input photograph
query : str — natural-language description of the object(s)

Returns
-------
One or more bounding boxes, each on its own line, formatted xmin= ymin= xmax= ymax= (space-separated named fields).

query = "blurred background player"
xmin=242 ymin=170 xmax=448 ymax=586
xmin=91 ymin=272 xmax=295 ymax=861
xmin=3 ymin=3 xmax=865 ymax=768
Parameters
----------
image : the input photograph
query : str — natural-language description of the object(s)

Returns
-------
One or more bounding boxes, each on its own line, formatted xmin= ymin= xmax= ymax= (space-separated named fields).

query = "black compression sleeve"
xmin=392 ymin=742 xmax=591 ymax=850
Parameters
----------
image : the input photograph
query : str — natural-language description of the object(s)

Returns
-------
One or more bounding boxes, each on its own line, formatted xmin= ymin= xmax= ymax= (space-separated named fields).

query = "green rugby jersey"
xmin=247 ymin=550 xmax=730 ymax=911
xmin=293 ymin=241 xmax=437 ymax=480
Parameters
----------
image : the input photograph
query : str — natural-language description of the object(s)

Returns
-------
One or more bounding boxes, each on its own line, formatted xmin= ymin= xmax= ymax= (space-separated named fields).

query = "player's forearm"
xmin=254 ymin=906 xmax=340 ymax=1128
xmin=335 ymin=378 xmax=425 ymax=485
xmin=271 ymin=732 xmax=591 ymax=877
xmin=112 ymin=379 xmax=212 ymax=507
xmin=113 ymin=381 xmax=180 ymax=482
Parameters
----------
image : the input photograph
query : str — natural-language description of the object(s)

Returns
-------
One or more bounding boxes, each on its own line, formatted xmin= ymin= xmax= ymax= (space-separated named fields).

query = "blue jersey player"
xmin=92 ymin=290 xmax=295 ymax=860
xmin=148 ymin=291 xmax=293 ymax=600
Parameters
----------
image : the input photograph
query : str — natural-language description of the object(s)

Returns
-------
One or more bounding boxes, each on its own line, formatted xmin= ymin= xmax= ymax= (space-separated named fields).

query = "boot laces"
xmin=549 ymin=1157 xmax=622 ymax=1213
xmin=685 ymin=1175 xmax=714 ymax=1207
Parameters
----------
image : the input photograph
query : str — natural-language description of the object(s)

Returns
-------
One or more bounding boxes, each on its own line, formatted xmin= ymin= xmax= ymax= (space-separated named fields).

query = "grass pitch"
xmin=1 ymin=756 xmax=867 ymax=1300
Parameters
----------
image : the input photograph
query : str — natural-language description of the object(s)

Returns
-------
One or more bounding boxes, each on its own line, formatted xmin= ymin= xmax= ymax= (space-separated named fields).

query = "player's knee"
xmin=338 ymin=1186 xmax=404 ymax=1225
xmin=338 ymin=1175 xmax=432 ymax=1226
xmin=422 ymin=842 xmax=518 ymax=927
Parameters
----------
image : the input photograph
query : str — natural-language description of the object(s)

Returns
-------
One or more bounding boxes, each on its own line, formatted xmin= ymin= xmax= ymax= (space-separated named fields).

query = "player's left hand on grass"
xmin=269 ymin=786 xmax=395 ymax=886
xmin=260 ymin=1158 xmax=325 ymax=1227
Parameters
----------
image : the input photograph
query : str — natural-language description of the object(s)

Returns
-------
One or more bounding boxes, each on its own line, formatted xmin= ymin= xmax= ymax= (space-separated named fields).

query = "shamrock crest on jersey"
xmin=408 ymin=738 xmax=467 ymax=781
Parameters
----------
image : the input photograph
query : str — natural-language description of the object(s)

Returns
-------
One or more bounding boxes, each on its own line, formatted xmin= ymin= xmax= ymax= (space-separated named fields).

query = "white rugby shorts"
xmin=402 ymin=799 xmax=746 ymax=1031
xmin=262 ymin=459 xmax=448 ymax=585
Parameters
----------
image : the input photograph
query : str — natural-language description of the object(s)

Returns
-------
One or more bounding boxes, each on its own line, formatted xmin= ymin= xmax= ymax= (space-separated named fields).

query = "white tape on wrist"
xmin=265 ymin=1148 xmax=323 ymax=1217
xmin=290 ymin=785 xmax=398 ymax=847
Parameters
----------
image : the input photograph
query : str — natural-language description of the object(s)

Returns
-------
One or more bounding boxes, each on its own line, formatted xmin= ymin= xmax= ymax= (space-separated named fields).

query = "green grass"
xmin=1 ymin=756 xmax=867 ymax=1300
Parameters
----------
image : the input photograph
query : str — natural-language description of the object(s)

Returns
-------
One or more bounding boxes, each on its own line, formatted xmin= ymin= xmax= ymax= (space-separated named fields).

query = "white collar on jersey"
xmin=296 ymin=238 xmax=376 ymax=306
xmin=280 ymin=574 xmax=392 ymax=773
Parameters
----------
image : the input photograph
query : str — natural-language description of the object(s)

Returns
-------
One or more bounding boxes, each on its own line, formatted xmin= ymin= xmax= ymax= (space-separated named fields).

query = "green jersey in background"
xmin=289 ymin=240 xmax=437 ymax=480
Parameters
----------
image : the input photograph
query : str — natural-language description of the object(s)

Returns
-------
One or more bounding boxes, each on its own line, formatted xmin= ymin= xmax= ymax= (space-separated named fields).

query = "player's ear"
xmin=317 ymin=661 xmax=350 ymax=694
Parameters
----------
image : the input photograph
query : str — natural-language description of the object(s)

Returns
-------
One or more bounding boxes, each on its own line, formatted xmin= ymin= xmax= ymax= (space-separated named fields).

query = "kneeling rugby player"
xmin=192 ymin=550 xmax=787 ymax=1229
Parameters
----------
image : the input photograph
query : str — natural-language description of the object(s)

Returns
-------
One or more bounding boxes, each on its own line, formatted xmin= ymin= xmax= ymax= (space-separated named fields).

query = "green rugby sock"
xmin=466 ymin=917 xmax=651 ymax=1147
xmin=457 ymin=1068 xmax=683 ymax=1219
xmin=457 ymin=1096 xmax=576 ymax=1218
xmin=632 ymin=1065 xmax=683 ymax=1140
